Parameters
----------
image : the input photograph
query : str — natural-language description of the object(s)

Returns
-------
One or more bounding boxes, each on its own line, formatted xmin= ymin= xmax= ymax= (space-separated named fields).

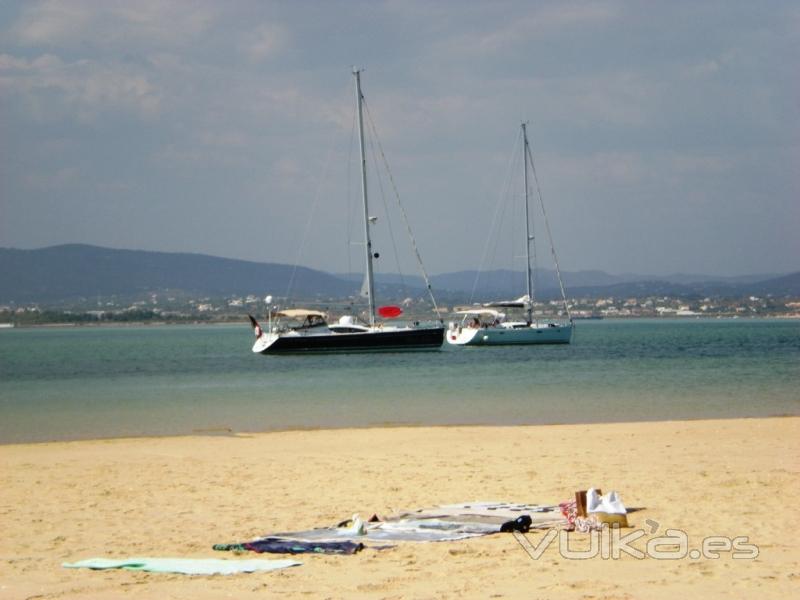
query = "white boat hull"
xmin=446 ymin=322 xmax=573 ymax=346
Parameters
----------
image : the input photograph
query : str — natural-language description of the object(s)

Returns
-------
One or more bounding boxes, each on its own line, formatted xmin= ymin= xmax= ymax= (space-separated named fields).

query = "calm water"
xmin=0 ymin=319 xmax=798 ymax=443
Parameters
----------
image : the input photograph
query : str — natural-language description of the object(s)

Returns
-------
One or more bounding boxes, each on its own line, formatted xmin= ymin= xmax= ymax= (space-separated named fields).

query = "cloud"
xmin=11 ymin=1 xmax=92 ymax=46
xmin=0 ymin=53 xmax=161 ymax=121
xmin=428 ymin=0 xmax=621 ymax=58
xmin=546 ymin=151 xmax=647 ymax=186
xmin=12 ymin=0 xmax=217 ymax=49
xmin=23 ymin=166 xmax=80 ymax=191
xmin=548 ymin=148 xmax=739 ymax=192
xmin=481 ymin=1 xmax=621 ymax=50
xmin=540 ymin=71 xmax=657 ymax=128
xmin=670 ymin=153 xmax=734 ymax=174
xmin=152 ymin=129 xmax=255 ymax=168
xmin=682 ymin=59 xmax=721 ymax=79
xmin=240 ymin=23 xmax=289 ymax=62
xmin=1 ymin=1 xmax=796 ymax=276
xmin=0 ymin=52 xmax=61 ymax=70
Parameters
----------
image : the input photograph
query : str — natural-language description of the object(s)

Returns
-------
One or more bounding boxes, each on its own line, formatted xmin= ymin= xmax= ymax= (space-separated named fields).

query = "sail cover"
xmin=484 ymin=295 xmax=531 ymax=308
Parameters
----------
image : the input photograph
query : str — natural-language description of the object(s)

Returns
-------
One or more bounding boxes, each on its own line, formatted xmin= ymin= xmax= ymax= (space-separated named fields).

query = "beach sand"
xmin=1 ymin=417 xmax=798 ymax=599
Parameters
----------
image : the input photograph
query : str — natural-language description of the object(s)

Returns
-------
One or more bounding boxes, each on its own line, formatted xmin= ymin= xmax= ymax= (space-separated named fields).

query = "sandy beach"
xmin=1 ymin=417 xmax=798 ymax=599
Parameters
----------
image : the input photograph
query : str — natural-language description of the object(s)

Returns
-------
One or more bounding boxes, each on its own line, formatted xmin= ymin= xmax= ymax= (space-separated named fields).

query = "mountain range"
xmin=1 ymin=244 xmax=797 ymax=304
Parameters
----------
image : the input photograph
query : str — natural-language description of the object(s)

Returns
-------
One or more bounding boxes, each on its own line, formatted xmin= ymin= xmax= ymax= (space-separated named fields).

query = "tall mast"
xmin=522 ymin=122 xmax=534 ymax=324
xmin=354 ymin=68 xmax=376 ymax=326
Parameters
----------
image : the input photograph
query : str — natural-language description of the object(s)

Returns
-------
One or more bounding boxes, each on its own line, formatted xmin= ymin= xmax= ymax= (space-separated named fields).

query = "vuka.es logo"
xmin=513 ymin=519 xmax=759 ymax=560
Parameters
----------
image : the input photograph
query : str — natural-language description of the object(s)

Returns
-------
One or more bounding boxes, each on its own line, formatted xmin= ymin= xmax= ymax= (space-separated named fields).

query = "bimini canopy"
xmin=453 ymin=308 xmax=503 ymax=317
xmin=275 ymin=309 xmax=327 ymax=319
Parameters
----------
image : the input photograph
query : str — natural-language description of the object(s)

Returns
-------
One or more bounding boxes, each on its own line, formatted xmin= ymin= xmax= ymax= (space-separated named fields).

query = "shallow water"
xmin=0 ymin=319 xmax=798 ymax=443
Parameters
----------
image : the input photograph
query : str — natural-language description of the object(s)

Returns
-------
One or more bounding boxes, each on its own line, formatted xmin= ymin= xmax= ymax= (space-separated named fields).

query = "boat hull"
xmin=447 ymin=323 xmax=573 ymax=346
xmin=256 ymin=326 xmax=445 ymax=354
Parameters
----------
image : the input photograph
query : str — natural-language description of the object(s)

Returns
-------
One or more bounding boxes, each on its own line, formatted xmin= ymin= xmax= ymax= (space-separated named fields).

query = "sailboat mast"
xmin=522 ymin=122 xmax=534 ymax=324
xmin=354 ymin=68 xmax=376 ymax=326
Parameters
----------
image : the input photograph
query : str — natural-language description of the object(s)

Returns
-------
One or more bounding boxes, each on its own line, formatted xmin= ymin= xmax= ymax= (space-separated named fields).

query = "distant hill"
xmin=746 ymin=272 xmax=800 ymax=296
xmin=339 ymin=269 xmax=638 ymax=296
xmin=394 ymin=269 xmax=800 ymax=300
xmin=0 ymin=244 xmax=353 ymax=303
xmin=426 ymin=269 xmax=792 ymax=295
xmin=1 ymin=244 xmax=796 ymax=304
xmin=563 ymin=273 xmax=800 ymax=300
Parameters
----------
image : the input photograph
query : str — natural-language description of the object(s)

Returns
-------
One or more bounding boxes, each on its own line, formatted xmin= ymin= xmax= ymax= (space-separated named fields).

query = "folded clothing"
xmin=500 ymin=515 xmax=533 ymax=533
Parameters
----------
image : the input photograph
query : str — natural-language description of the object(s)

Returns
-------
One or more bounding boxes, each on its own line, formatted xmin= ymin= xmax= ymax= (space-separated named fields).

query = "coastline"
xmin=2 ymin=417 xmax=798 ymax=599
xmin=3 ymin=314 xmax=799 ymax=329
xmin=3 ymin=413 xmax=799 ymax=446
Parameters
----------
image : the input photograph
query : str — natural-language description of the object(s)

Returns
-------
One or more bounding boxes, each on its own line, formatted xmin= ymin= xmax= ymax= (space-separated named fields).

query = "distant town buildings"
xmin=2 ymin=291 xmax=799 ymax=325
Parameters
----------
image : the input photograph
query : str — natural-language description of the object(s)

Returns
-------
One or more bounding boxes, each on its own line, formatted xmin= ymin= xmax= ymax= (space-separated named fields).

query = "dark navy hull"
xmin=260 ymin=326 xmax=445 ymax=354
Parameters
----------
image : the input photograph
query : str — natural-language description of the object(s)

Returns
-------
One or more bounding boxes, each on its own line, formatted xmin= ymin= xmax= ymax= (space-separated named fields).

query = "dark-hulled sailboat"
xmin=249 ymin=69 xmax=444 ymax=354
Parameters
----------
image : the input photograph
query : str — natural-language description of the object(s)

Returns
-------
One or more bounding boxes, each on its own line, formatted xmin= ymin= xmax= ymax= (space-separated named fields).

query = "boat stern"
xmin=446 ymin=322 xmax=481 ymax=346
xmin=252 ymin=332 xmax=281 ymax=354
xmin=248 ymin=315 xmax=280 ymax=354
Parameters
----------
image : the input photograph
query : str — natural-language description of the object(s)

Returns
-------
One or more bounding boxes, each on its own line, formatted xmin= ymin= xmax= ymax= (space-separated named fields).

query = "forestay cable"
xmin=524 ymin=132 xmax=571 ymax=321
xmin=362 ymin=98 xmax=442 ymax=321
xmin=285 ymin=86 xmax=348 ymax=303
xmin=470 ymin=130 xmax=522 ymax=305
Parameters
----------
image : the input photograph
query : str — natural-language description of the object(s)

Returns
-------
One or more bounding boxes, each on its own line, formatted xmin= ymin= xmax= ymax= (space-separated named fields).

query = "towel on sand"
xmin=214 ymin=538 xmax=364 ymax=555
xmin=247 ymin=518 xmax=500 ymax=544
xmin=63 ymin=557 xmax=301 ymax=575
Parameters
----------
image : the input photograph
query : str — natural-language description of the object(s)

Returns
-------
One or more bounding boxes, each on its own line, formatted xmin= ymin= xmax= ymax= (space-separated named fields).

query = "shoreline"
xmin=2 ymin=413 xmax=799 ymax=447
xmin=3 ymin=314 xmax=800 ymax=329
xmin=1 ymin=416 xmax=798 ymax=599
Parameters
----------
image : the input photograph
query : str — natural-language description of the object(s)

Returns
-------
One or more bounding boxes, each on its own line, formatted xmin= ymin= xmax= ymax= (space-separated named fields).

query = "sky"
xmin=1 ymin=0 xmax=798 ymax=278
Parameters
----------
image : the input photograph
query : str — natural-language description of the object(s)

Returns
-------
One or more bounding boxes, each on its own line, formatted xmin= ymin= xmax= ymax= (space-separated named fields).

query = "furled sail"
xmin=359 ymin=272 xmax=370 ymax=298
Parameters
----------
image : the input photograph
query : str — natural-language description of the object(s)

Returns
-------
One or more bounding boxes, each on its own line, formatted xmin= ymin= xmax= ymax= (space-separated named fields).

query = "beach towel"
xmin=398 ymin=502 xmax=563 ymax=522
xmin=365 ymin=518 xmax=500 ymax=541
xmin=62 ymin=557 xmax=301 ymax=575
xmin=221 ymin=501 xmax=571 ymax=554
xmin=245 ymin=518 xmax=500 ymax=545
xmin=214 ymin=538 xmax=364 ymax=555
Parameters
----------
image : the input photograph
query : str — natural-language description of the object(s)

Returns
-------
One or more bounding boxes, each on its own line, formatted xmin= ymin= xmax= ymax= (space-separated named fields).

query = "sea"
xmin=0 ymin=319 xmax=798 ymax=444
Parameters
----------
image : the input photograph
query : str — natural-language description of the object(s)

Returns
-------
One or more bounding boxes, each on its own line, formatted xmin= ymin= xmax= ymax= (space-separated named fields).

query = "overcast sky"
xmin=1 ymin=1 xmax=797 ymax=277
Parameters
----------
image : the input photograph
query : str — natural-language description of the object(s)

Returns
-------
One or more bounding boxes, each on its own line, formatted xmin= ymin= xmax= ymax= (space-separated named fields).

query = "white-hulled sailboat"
xmin=447 ymin=123 xmax=573 ymax=346
xmin=249 ymin=69 xmax=444 ymax=354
